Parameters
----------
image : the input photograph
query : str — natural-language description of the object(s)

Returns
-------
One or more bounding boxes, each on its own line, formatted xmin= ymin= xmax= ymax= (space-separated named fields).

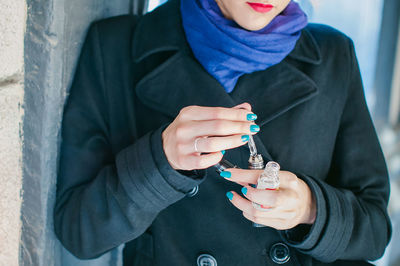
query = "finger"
xmin=227 ymin=191 xmax=258 ymax=214
xmin=242 ymin=212 xmax=293 ymax=230
xmin=241 ymin=185 xmax=281 ymax=209
xmin=221 ymin=169 xmax=295 ymax=189
xmin=181 ymin=120 xmax=260 ymax=139
xmin=233 ymin=102 xmax=252 ymax=112
xmin=242 ymin=209 xmax=297 ymax=220
xmin=179 ymin=105 xmax=257 ymax=122
xmin=228 ymin=191 xmax=277 ymax=217
xmin=227 ymin=191 xmax=292 ymax=218
xmin=190 ymin=134 xmax=250 ymax=153
xmin=219 ymin=168 xmax=262 ymax=184
xmin=182 ymin=151 xmax=224 ymax=170
xmin=276 ymin=171 xmax=300 ymax=190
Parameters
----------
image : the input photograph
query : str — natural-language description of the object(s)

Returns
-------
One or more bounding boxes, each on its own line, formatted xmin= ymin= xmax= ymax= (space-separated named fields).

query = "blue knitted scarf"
xmin=180 ymin=0 xmax=308 ymax=93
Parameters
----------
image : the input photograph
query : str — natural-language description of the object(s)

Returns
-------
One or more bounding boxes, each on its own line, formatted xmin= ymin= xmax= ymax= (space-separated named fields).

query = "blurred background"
xmin=0 ymin=0 xmax=399 ymax=265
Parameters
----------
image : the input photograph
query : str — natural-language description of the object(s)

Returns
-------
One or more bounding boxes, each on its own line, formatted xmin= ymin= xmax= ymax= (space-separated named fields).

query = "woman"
xmin=54 ymin=0 xmax=392 ymax=265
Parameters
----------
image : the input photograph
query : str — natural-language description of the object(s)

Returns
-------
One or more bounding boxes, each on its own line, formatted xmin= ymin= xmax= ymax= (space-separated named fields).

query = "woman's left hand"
xmin=222 ymin=168 xmax=316 ymax=230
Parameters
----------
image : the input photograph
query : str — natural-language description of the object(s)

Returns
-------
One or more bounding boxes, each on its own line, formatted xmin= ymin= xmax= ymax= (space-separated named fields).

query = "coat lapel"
xmin=229 ymin=59 xmax=319 ymax=161
xmin=230 ymin=60 xmax=319 ymax=127
xmin=135 ymin=50 xmax=237 ymax=119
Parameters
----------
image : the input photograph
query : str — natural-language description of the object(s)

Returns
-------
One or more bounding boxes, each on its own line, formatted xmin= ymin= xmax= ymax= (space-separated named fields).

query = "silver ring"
xmin=194 ymin=137 xmax=201 ymax=152
xmin=194 ymin=136 xmax=207 ymax=153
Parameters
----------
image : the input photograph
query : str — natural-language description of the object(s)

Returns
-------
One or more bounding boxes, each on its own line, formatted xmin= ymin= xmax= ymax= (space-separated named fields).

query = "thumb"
xmin=233 ymin=102 xmax=252 ymax=112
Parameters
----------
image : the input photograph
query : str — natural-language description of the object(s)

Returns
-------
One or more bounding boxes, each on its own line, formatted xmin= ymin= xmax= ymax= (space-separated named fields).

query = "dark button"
xmin=270 ymin=243 xmax=290 ymax=264
xmin=187 ymin=185 xmax=199 ymax=197
xmin=197 ymin=254 xmax=217 ymax=266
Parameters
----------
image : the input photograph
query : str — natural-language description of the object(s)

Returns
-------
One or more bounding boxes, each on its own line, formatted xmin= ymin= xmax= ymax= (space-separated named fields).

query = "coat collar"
xmin=132 ymin=0 xmax=187 ymax=63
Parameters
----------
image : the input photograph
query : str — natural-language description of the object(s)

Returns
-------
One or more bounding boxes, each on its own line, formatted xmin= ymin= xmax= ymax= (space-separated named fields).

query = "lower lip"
xmin=246 ymin=2 xmax=274 ymax=13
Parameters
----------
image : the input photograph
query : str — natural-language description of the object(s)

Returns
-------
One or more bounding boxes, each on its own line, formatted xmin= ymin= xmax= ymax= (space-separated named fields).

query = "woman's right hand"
xmin=161 ymin=102 xmax=260 ymax=171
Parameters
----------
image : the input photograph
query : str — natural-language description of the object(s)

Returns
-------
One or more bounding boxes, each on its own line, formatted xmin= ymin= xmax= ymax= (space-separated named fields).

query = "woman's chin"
xmin=236 ymin=17 xmax=274 ymax=31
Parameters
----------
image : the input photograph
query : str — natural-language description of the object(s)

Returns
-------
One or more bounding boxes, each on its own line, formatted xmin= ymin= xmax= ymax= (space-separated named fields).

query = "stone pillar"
xmin=0 ymin=1 xmax=26 ymax=266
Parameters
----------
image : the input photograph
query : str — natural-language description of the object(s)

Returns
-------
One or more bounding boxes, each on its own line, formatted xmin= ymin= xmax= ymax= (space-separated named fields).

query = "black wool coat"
xmin=54 ymin=0 xmax=392 ymax=265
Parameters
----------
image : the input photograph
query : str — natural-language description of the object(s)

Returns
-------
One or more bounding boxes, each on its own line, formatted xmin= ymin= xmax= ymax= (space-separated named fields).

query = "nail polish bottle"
xmin=255 ymin=161 xmax=280 ymax=191
xmin=248 ymin=135 xmax=264 ymax=170
xmin=214 ymin=159 xmax=238 ymax=174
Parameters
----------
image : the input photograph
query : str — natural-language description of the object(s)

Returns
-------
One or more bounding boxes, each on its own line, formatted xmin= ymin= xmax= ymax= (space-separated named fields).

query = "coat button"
xmin=270 ymin=243 xmax=290 ymax=264
xmin=197 ymin=254 xmax=217 ymax=266
xmin=187 ymin=185 xmax=199 ymax=197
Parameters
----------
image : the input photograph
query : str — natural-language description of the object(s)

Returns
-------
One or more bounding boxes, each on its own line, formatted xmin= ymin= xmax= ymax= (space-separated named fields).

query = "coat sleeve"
xmin=54 ymin=22 xmax=207 ymax=260
xmin=280 ymin=39 xmax=392 ymax=262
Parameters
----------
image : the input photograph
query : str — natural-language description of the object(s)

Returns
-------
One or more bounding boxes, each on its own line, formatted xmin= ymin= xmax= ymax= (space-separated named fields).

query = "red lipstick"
xmin=246 ymin=2 xmax=274 ymax=13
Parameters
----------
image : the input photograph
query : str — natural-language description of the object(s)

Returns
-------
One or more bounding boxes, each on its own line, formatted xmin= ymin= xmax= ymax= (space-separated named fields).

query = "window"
xmin=147 ymin=0 xmax=168 ymax=12
xmin=297 ymin=0 xmax=385 ymax=109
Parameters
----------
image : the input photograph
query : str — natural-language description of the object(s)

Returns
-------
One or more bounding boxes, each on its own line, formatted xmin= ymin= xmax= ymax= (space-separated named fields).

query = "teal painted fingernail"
xmin=247 ymin=114 xmax=257 ymax=121
xmin=250 ymin=125 xmax=260 ymax=132
xmin=221 ymin=150 xmax=226 ymax=155
xmin=241 ymin=135 xmax=249 ymax=142
xmin=241 ymin=187 xmax=248 ymax=195
xmin=226 ymin=191 xmax=233 ymax=200
xmin=220 ymin=171 xmax=231 ymax=178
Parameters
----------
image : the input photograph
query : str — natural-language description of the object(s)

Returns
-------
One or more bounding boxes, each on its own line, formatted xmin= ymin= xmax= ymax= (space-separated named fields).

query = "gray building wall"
xmin=0 ymin=0 xmax=26 ymax=265
xmin=21 ymin=0 xmax=134 ymax=265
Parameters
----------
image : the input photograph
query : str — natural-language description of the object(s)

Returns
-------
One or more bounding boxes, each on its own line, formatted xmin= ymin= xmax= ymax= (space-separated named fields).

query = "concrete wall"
xmin=0 ymin=1 xmax=26 ymax=266
xmin=20 ymin=0 xmax=133 ymax=265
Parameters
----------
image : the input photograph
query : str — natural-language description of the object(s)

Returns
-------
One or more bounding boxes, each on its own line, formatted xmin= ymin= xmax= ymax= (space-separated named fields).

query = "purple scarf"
xmin=180 ymin=0 xmax=308 ymax=93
